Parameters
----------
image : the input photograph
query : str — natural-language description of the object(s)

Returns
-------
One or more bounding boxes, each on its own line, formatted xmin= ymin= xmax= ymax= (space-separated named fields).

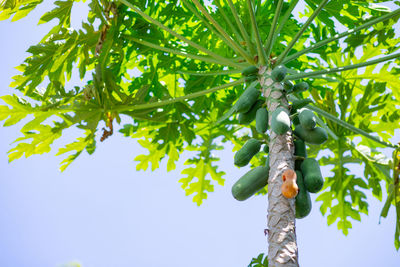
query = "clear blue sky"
xmin=0 ymin=2 xmax=399 ymax=267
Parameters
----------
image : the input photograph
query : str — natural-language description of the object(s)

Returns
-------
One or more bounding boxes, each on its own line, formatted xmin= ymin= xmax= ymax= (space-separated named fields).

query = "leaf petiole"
xmin=226 ymin=0 xmax=256 ymax=56
xmin=275 ymin=0 xmax=330 ymax=65
xmin=282 ymin=8 xmax=400 ymax=64
xmin=264 ymin=0 xmax=285 ymax=63
xmin=309 ymin=104 xmax=398 ymax=148
xmin=247 ymin=0 xmax=267 ymax=65
xmin=118 ymin=0 xmax=239 ymax=68
xmin=112 ymin=79 xmax=245 ymax=112
xmin=285 ymin=52 xmax=400 ymax=80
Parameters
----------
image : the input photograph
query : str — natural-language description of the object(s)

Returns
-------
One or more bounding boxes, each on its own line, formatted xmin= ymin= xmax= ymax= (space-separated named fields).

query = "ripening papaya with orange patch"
xmin=281 ymin=169 xmax=299 ymax=199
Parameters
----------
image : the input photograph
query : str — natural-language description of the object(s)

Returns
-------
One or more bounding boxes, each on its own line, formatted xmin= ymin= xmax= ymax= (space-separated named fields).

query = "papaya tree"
xmin=1 ymin=0 xmax=400 ymax=266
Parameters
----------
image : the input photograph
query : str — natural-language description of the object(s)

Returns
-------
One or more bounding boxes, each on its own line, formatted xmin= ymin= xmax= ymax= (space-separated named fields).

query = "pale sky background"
xmin=0 ymin=1 xmax=399 ymax=267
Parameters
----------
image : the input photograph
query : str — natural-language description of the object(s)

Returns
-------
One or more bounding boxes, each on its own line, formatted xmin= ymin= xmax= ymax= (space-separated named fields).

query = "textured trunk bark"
xmin=259 ymin=66 xmax=299 ymax=267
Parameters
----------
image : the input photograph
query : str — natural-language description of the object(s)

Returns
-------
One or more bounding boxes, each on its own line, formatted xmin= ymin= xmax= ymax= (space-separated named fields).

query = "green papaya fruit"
xmin=232 ymin=165 xmax=269 ymax=201
xmin=292 ymin=115 xmax=300 ymax=126
xmin=301 ymin=158 xmax=324 ymax=193
xmin=291 ymin=98 xmax=312 ymax=111
xmin=234 ymin=85 xmax=261 ymax=113
xmin=294 ymin=139 xmax=307 ymax=158
xmin=298 ymin=108 xmax=317 ymax=130
xmin=255 ymin=107 xmax=269 ymax=133
xmin=294 ymin=125 xmax=328 ymax=145
xmin=270 ymin=107 xmax=290 ymax=135
xmin=241 ymin=65 xmax=259 ymax=76
xmin=238 ymin=99 xmax=264 ymax=125
xmin=295 ymin=170 xmax=312 ymax=219
xmin=245 ymin=75 xmax=258 ymax=83
xmin=263 ymin=144 xmax=269 ymax=153
xmin=271 ymin=65 xmax=287 ymax=82
xmin=284 ymin=80 xmax=294 ymax=92
xmin=234 ymin=139 xmax=261 ymax=167
xmin=293 ymin=82 xmax=309 ymax=93
xmin=294 ymin=139 xmax=307 ymax=171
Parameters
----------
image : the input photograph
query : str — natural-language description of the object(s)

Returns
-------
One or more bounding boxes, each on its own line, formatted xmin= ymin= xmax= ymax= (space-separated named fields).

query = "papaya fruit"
xmin=301 ymin=158 xmax=324 ymax=193
xmin=238 ymin=99 xmax=263 ymax=125
xmin=242 ymin=65 xmax=259 ymax=76
xmin=292 ymin=115 xmax=300 ymax=126
xmin=234 ymin=85 xmax=261 ymax=113
xmin=295 ymin=170 xmax=312 ymax=219
xmin=255 ymin=107 xmax=269 ymax=133
xmin=234 ymin=139 xmax=261 ymax=167
xmin=294 ymin=139 xmax=307 ymax=158
xmin=291 ymin=98 xmax=312 ymax=112
xmin=245 ymin=75 xmax=258 ymax=83
xmin=232 ymin=165 xmax=269 ymax=201
xmin=294 ymin=125 xmax=328 ymax=145
xmin=298 ymin=108 xmax=317 ymax=130
xmin=270 ymin=107 xmax=290 ymax=135
xmin=271 ymin=65 xmax=287 ymax=82
xmin=281 ymin=169 xmax=298 ymax=199
xmin=263 ymin=144 xmax=269 ymax=153
xmin=293 ymin=82 xmax=309 ymax=93
xmin=294 ymin=139 xmax=307 ymax=171
xmin=284 ymin=80 xmax=294 ymax=92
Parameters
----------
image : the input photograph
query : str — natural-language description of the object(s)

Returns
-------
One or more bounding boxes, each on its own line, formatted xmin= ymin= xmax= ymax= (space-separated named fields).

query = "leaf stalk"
xmin=285 ymin=52 xmax=400 ymax=80
xmin=123 ymin=35 xmax=240 ymax=67
xmin=283 ymin=8 xmax=400 ymax=64
xmin=118 ymin=0 xmax=238 ymax=68
xmin=191 ymin=0 xmax=254 ymax=64
xmin=308 ymin=104 xmax=397 ymax=148
xmin=247 ymin=0 xmax=267 ymax=65
xmin=226 ymin=0 xmax=257 ymax=57
xmin=275 ymin=0 xmax=330 ymax=65
xmin=113 ymin=78 xmax=245 ymax=112
xmin=264 ymin=0 xmax=285 ymax=63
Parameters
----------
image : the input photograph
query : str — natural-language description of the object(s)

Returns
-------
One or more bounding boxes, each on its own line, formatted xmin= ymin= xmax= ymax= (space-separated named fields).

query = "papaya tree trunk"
xmin=259 ymin=67 xmax=298 ymax=266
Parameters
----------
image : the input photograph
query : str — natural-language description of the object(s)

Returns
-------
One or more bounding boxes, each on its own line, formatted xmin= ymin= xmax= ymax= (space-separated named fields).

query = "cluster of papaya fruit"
xmin=231 ymin=66 xmax=270 ymax=202
xmin=231 ymin=65 xmax=328 ymax=219
xmin=284 ymin=67 xmax=327 ymax=218
xmin=291 ymin=139 xmax=325 ymax=218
